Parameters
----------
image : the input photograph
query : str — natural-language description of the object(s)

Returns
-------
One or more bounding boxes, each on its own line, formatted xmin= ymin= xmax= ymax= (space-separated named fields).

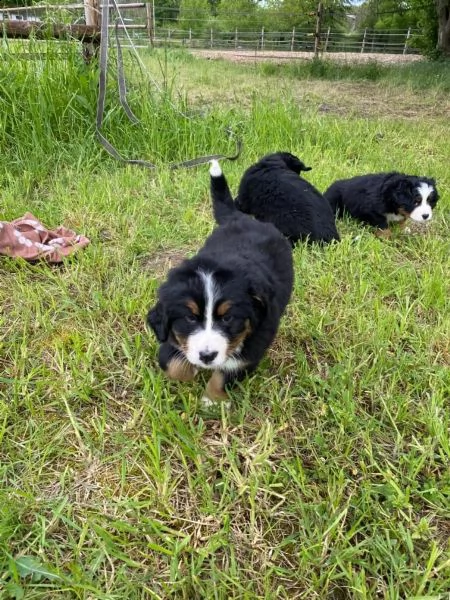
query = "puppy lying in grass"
xmin=147 ymin=160 xmax=294 ymax=407
xmin=324 ymin=172 xmax=439 ymax=239
xmin=235 ymin=151 xmax=340 ymax=246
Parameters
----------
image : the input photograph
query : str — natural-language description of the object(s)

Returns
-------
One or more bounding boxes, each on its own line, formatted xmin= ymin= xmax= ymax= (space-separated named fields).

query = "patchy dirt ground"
xmin=191 ymin=49 xmax=423 ymax=65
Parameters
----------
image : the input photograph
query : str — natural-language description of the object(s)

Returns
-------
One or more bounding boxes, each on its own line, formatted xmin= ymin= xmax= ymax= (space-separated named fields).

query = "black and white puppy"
xmin=147 ymin=160 xmax=294 ymax=407
xmin=324 ymin=172 xmax=439 ymax=238
xmin=234 ymin=152 xmax=340 ymax=246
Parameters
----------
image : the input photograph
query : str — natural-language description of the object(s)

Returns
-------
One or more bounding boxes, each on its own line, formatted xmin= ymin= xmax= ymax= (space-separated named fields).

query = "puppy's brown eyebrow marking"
xmin=216 ymin=300 xmax=232 ymax=316
xmin=186 ymin=300 xmax=200 ymax=315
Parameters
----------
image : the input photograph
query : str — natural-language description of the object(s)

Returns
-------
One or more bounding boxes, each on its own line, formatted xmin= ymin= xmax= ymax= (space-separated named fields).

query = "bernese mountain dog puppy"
xmin=146 ymin=160 xmax=294 ymax=407
xmin=324 ymin=172 xmax=439 ymax=238
xmin=234 ymin=152 xmax=340 ymax=246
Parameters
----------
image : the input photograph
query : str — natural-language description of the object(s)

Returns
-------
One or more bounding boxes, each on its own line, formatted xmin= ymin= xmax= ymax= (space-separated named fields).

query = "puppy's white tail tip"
xmin=209 ymin=159 xmax=222 ymax=178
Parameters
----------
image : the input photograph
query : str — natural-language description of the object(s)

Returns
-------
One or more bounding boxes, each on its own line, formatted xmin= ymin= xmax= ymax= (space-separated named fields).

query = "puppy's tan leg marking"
xmin=375 ymin=228 xmax=392 ymax=240
xmin=202 ymin=371 xmax=230 ymax=408
xmin=165 ymin=358 xmax=197 ymax=382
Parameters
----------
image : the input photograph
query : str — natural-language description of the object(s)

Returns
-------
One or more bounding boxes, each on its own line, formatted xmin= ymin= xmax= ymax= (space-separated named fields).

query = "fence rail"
xmin=151 ymin=27 xmax=420 ymax=55
xmin=0 ymin=2 xmax=423 ymax=56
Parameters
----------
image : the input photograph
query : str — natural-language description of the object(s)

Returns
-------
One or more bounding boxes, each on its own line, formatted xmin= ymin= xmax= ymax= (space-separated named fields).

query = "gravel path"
xmin=190 ymin=49 xmax=423 ymax=65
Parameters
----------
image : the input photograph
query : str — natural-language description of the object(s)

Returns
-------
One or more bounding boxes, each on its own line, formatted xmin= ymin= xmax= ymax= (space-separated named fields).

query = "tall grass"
xmin=0 ymin=40 xmax=240 ymax=185
xmin=259 ymin=57 xmax=450 ymax=91
xmin=0 ymin=41 xmax=449 ymax=599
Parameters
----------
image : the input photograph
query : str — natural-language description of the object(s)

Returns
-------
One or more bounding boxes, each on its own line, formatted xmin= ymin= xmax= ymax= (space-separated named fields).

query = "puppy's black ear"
xmin=147 ymin=302 xmax=169 ymax=342
xmin=251 ymin=294 xmax=268 ymax=324
xmin=281 ymin=153 xmax=312 ymax=174
xmin=247 ymin=277 xmax=272 ymax=325
xmin=384 ymin=176 xmax=413 ymax=203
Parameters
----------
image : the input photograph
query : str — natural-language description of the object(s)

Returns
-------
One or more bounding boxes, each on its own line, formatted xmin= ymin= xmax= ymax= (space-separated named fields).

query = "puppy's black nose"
xmin=422 ymin=214 xmax=430 ymax=220
xmin=199 ymin=350 xmax=218 ymax=365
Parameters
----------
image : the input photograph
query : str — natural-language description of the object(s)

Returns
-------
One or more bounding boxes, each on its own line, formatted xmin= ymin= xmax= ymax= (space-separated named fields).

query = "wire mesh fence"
xmin=0 ymin=2 xmax=423 ymax=56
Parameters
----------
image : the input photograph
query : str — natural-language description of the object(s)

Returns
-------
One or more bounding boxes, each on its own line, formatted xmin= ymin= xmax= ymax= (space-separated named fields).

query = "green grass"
xmin=0 ymin=42 xmax=449 ymax=598
xmin=259 ymin=58 xmax=450 ymax=92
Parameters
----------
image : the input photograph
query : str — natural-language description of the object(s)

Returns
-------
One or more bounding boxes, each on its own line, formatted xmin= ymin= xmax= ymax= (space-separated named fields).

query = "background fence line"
xmin=0 ymin=2 xmax=423 ymax=56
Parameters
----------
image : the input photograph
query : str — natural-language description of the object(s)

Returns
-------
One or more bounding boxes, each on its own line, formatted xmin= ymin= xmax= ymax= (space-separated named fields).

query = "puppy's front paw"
xmin=200 ymin=395 xmax=231 ymax=410
xmin=201 ymin=371 xmax=231 ymax=409
xmin=165 ymin=358 xmax=198 ymax=382
xmin=375 ymin=228 xmax=392 ymax=240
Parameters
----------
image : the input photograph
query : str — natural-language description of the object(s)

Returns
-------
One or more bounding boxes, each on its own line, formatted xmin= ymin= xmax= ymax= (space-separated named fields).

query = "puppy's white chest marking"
xmin=386 ymin=213 xmax=405 ymax=223
xmin=221 ymin=356 xmax=247 ymax=372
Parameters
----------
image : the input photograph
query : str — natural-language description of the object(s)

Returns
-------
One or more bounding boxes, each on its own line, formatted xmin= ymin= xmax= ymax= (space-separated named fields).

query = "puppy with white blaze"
xmin=324 ymin=172 xmax=439 ymax=238
xmin=147 ymin=160 xmax=294 ymax=407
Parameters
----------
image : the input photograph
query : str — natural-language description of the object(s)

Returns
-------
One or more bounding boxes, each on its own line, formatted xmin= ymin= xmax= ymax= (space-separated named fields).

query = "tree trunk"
xmin=436 ymin=0 xmax=450 ymax=56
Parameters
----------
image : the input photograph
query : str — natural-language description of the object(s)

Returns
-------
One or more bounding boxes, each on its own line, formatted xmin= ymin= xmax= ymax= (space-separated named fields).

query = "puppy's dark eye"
xmin=185 ymin=314 xmax=197 ymax=323
xmin=221 ymin=314 xmax=233 ymax=324
xmin=414 ymin=196 xmax=422 ymax=205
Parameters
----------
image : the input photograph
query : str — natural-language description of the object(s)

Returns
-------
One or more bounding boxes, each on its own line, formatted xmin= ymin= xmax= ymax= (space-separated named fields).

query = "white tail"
xmin=209 ymin=159 xmax=222 ymax=178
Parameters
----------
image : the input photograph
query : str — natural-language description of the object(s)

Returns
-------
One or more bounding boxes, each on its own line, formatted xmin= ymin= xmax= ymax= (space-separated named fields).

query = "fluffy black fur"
xmin=147 ymin=161 xmax=294 ymax=405
xmin=234 ymin=152 xmax=340 ymax=246
xmin=324 ymin=172 xmax=439 ymax=233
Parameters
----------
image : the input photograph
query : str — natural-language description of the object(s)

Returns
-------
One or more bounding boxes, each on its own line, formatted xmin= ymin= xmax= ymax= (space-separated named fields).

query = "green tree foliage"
xmin=178 ymin=0 xmax=211 ymax=33
xmin=215 ymin=0 xmax=264 ymax=32
xmin=358 ymin=0 xmax=422 ymax=30
xmin=263 ymin=0 xmax=347 ymax=30
xmin=154 ymin=0 xmax=182 ymax=26
xmin=357 ymin=0 xmax=448 ymax=57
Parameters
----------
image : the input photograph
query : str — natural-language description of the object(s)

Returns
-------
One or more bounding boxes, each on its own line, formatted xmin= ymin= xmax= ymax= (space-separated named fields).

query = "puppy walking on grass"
xmin=147 ymin=160 xmax=294 ymax=407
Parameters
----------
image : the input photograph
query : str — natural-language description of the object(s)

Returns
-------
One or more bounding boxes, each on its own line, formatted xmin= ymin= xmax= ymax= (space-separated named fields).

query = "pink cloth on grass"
xmin=0 ymin=212 xmax=90 ymax=263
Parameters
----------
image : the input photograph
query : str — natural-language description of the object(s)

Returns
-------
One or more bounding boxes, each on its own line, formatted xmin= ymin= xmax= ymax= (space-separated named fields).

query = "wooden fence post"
xmin=324 ymin=26 xmax=330 ymax=52
xmin=210 ymin=28 xmax=213 ymax=48
xmin=235 ymin=27 xmax=238 ymax=48
xmin=403 ymin=27 xmax=411 ymax=54
xmin=291 ymin=27 xmax=295 ymax=51
xmin=83 ymin=0 xmax=100 ymax=63
xmin=361 ymin=28 xmax=367 ymax=53
xmin=145 ymin=1 xmax=154 ymax=46
xmin=261 ymin=26 xmax=264 ymax=50
xmin=314 ymin=1 xmax=323 ymax=59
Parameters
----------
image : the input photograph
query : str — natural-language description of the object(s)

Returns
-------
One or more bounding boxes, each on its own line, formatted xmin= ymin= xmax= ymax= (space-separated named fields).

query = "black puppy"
xmin=234 ymin=152 xmax=340 ymax=246
xmin=324 ymin=172 xmax=439 ymax=238
xmin=147 ymin=160 xmax=294 ymax=407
